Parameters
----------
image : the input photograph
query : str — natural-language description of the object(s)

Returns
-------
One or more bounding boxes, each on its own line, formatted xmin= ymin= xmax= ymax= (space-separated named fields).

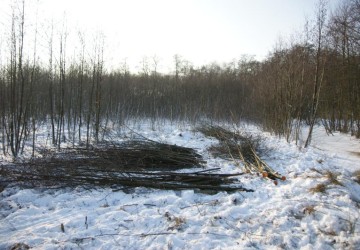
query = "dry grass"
xmin=309 ymin=183 xmax=328 ymax=193
xmin=353 ymin=170 xmax=360 ymax=184
xmin=303 ymin=205 xmax=316 ymax=215
xmin=309 ymin=169 xmax=343 ymax=186
xmin=350 ymin=151 xmax=360 ymax=157
xmin=325 ymin=171 xmax=343 ymax=186
xmin=165 ymin=212 xmax=186 ymax=231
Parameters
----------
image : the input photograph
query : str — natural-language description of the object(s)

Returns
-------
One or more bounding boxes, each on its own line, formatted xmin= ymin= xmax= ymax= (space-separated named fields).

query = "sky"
xmin=0 ymin=0 xmax=341 ymax=73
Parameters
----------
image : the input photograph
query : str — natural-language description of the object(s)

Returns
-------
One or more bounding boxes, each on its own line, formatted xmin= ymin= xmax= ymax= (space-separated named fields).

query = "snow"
xmin=1 ymin=122 xmax=359 ymax=249
xmin=311 ymin=126 xmax=360 ymax=172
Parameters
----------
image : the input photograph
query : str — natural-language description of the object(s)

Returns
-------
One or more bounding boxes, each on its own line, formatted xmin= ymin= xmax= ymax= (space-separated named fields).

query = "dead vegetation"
xmin=350 ymin=151 xmax=360 ymax=157
xmin=303 ymin=205 xmax=316 ymax=215
xmin=325 ymin=170 xmax=343 ymax=186
xmin=307 ymin=169 xmax=344 ymax=194
xmin=354 ymin=170 xmax=360 ymax=184
xmin=165 ymin=212 xmax=186 ymax=231
xmin=197 ymin=125 xmax=285 ymax=181
xmin=9 ymin=243 xmax=30 ymax=250
xmin=309 ymin=183 xmax=328 ymax=193
xmin=0 ymin=139 xmax=253 ymax=193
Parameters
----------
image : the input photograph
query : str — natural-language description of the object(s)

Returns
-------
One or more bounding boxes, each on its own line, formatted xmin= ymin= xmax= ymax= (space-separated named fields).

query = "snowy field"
xmin=0 ymin=122 xmax=359 ymax=249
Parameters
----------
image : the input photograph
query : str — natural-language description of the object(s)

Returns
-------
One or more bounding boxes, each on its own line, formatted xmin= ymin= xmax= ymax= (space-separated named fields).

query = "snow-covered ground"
xmin=0 ymin=122 xmax=359 ymax=249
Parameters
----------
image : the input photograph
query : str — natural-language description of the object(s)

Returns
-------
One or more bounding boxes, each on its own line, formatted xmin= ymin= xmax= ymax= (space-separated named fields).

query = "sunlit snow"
xmin=0 ymin=122 xmax=359 ymax=249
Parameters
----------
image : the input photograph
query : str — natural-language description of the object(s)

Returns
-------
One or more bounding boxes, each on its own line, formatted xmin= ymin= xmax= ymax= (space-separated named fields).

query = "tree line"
xmin=0 ymin=0 xmax=359 ymax=157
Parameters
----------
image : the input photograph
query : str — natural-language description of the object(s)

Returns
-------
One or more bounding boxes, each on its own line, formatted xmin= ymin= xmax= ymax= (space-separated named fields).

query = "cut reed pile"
xmin=0 ymin=139 xmax=253 ymax=192
xmin=197 ymin=125 xmax=285 ymax=181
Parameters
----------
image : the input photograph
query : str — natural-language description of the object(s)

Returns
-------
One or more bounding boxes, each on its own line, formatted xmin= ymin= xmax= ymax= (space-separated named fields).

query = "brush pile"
xmin=197 ymin=125 xmax=285 ymax=181
xmin=0 ymin=139 xmax=253 ymax=192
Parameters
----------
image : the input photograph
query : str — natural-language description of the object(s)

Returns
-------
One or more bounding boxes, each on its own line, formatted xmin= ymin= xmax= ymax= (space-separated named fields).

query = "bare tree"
xmin=305 ymin=0 xmax=328 ymax=147
xmin=56 ymin=28 xmax=67 ymax=148
xmin=77 ymin=31 xmax=86 ymax=142
xmin=5 ymin=0 xmax=29 ymax=157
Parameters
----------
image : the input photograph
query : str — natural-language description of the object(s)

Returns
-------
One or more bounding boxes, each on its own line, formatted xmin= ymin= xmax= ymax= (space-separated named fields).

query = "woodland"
xmin=0 ymin=0 xmax=359 ymax=158
xmin=1 ymin=2 xmax=360 ymax=248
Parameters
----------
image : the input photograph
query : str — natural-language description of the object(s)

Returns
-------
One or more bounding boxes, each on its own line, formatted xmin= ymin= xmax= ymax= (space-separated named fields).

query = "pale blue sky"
xmin=0 ymin=0 xmax=341 ymax=72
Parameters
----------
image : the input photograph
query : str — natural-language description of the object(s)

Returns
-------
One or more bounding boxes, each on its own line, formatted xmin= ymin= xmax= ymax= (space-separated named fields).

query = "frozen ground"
xmin=0 ymin=122 xmax=359 ymax=249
